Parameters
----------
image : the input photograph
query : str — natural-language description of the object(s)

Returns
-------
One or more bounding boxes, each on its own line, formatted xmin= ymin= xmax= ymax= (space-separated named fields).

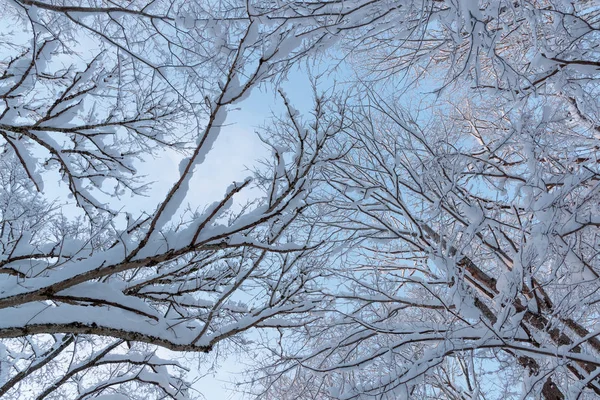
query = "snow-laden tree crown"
xmin=0 ymin=0 xmax=599 ymax=399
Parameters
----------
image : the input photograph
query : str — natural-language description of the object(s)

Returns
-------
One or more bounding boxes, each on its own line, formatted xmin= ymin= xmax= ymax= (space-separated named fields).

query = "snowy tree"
xmin=244 ymin=1 xmax=600 ymax=399
xmin=3 ymin=0 xmax=600 ymax=399
xmin=0 ymin=0 xmax=348 ymax=398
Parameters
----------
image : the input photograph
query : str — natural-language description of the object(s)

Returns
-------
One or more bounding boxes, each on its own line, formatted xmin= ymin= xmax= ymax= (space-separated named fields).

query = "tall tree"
xmin=246 ymin=0 xmax=600 ymax=399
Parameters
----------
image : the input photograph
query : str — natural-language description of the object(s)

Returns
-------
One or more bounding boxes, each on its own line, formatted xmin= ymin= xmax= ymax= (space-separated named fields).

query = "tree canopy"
xmin=1 ymin=0 xmax=600 ymax=399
